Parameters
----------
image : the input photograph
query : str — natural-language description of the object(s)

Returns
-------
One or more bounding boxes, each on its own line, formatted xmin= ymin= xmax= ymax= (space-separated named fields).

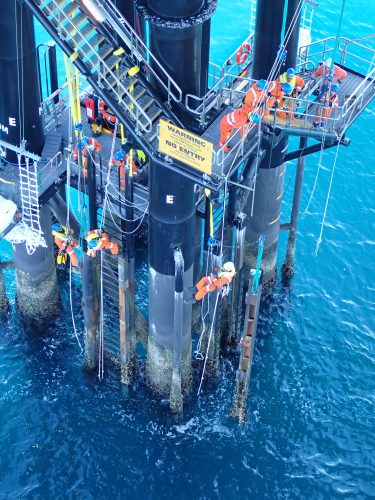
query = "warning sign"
xmin=159 ymin=119 xmax=213 ymax=175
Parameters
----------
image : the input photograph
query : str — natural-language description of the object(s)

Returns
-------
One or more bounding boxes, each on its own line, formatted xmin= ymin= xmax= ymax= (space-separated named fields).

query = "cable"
xmin=197 ymin=292 xmax=220 ymax=395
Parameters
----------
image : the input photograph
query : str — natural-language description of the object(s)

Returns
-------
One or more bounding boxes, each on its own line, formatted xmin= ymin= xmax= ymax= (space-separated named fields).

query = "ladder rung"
xmin=87 ymin=44 xmax=113 ymax=65
xmin=127 ymin=86 xmax=146 ymax=102
xmin=117 ymin=76 xmax=137 ymax=96
xmin=63 ymin=11 xmax=88 ymax=33
xmin=148 ymin=106 xmax=163 ymax=122
xmin=102 ymin=55 xmax=122 ymax=74
xmin=141 ymin=98 xmax=155 ymax=112
xmin=61 ymin=1 xmax=80 ymax=18
xmin=105 ymin=68 xmax=129 ymax=88
xmin=80 ymin=34 xmax=105 ymax=58
xmin=38 ymin=0 xmax=65 ymax=14
xmin=71 ymin=22 xmax=96 ymax=43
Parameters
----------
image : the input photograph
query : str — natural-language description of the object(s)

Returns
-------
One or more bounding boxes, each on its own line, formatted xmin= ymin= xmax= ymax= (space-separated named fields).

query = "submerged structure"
xmin=0 ymin=0 xmax=374 ymax=419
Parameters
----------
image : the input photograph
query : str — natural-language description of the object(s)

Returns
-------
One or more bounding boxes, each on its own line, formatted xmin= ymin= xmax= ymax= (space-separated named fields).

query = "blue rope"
xmin=251 ymin=235 xmax=264 ymax=294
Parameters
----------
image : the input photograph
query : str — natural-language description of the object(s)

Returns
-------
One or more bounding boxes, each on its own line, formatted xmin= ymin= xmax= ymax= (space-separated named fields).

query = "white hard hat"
xmin=222 ymin=261 xmax=235 ymax=273
xmin=325 ymin=58 xmax=333 ymax=69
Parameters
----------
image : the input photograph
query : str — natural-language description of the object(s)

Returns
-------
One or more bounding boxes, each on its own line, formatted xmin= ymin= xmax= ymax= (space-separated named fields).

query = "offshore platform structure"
xmin=0 ymin=0 xmax=374 ymax=416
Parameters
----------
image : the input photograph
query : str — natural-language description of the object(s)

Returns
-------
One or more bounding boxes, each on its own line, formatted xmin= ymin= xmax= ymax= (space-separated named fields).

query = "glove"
xmin=136 ymin=149 xmax=147 ymax=164
xmin=337 ymin=78 xmax=342 ymax=84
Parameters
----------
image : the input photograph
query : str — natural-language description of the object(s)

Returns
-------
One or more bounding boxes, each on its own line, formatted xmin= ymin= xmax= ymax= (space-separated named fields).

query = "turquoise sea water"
xmin=1 ymin=0 xmax=375 ymax=498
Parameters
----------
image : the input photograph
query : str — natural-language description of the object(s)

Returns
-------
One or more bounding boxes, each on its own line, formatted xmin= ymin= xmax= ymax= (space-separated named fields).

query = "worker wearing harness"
xmin=187 ymin=262 xmax=236 ymax=303
xmin=86 ymin=229 xmax=119 ymax=257
xmin=278 ymin=67 xmax=305 ymax=95
xmin=243 ymin=79 xmax=269 ymax=115
xmin=218 ymin=111 xmax=260 ymax=152
xmin=52 ymin=223 xmax=79 ymax=267
xmin=313 ymin=83 xmax=340 ymax=129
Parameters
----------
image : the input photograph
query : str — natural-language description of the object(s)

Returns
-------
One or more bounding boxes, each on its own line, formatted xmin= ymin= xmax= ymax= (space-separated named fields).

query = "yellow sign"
xmin=159 ymin=119 xmax=213 ymax=175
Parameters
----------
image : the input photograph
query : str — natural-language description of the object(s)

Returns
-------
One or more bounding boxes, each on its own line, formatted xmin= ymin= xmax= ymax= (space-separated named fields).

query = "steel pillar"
xmin=135 ymin=0 xmax=216 ymax=127
xmin=246 ymin=0 xmax=301 ymax=283
xmin=82 ymin=154 xmax=100 ymax=369
xmin=0 ymin=0 xmax=44 ymax=162
xmin=147 ymin=165 xmax=194 ymax=397
xmin=282 ymin=136 xmax=307 ymax=277
xmin=144 ymin=0 xmax=215 ymax=397
xmin=13 ymin=205 xmax=60 ymax=322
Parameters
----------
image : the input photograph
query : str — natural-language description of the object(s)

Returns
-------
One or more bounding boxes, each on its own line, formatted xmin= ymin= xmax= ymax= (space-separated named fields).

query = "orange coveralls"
xmin=243 ymin=83 xmax=266 ymax=114
xmin=313 ymin=64 xmax=348 ymax=83
xmin=315 ymin=92 xmax=339 ymax=125
xmin=195 ymin=274 xmax=233 ymax=301
xmin=218 ymin=108 xmax=251 ymax=150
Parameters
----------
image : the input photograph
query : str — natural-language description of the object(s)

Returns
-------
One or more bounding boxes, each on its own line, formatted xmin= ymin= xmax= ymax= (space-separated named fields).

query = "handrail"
xmin=41 ymin=79 xmax=94 ymax=129
xmin=265 ymin=93 xmax=342 ymax=131
xmin=98 ymin=0 xmax=183 ymax=104
xmin=214 ymin=121 xmax=260 ymax=176
xmin=223 ymin=33 xmax=255 ymax=77
xmin=40 ymin=0 xmax=154 ymax=132
xmin=338 ymin=37 xmax=375 ymax=68
xmin=185 ymin=73 xmax=255 ymax=118
xmin=185 ymin=62 xmax=315 ymax=123
xmin=298 ymin=36 xmax=336 ymax=68
xmin=338 ymin=65 xmax=375 ymax=125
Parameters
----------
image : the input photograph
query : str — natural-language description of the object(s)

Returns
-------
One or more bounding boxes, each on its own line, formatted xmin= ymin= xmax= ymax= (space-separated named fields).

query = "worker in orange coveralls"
xmin=186 ymin=262 xmax=236 ymax=304
xmin=218 ymin=110 xmax=260 ymax=152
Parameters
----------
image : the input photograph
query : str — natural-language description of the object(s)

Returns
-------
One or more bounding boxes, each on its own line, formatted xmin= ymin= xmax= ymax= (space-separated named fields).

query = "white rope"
xmin=106 ymin=177 xmax=149 ymax=209
xmin=302 ymin=120 xmax=329 ymax=218
xmin=100 ymin=121 xmax=119 ymax=231
xmin=98 ymin=250 xmax=105 ymax=380
xmin=194 ymin=244 xmax=213 ymax=360
xmin=105 ymin=196 xmax=148 ymax=235
xmin=314 ymin=94 xmax=359 ymax=254
xmin=106 ymin=193 xmax=148 ymax=222
xmin=197 ymin=177 xmax=228 ymax=393
xmin=197 ymin=292 xmax=220 ymax=395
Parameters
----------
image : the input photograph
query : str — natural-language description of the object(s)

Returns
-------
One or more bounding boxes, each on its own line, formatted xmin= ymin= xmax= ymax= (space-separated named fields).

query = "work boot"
xmin=186 ymin=286 xmax=196 ymax=293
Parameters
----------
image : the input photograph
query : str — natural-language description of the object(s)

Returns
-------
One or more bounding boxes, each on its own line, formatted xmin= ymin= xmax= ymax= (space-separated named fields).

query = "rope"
xmin=197 ymin=292 xmax=220 ymax=395
xmin=302 ymin=120 xmax=329 ymax=218
xmin=314 ymin=139 xmax=341 ymax=255
xmin=196 ymin=177 xmax=229 ymax=393
xmin=314 ymin=62 xmax=361 ymax=255
xmin=100 ymin=121 xmax=119 ymax=231
xmin=98 ymin=250 xmax=105 ymax=380
xmin=194 ymin=244 xmax=214 ymax=360
xmin=106 ymin=196 xmax=148 ymax=235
